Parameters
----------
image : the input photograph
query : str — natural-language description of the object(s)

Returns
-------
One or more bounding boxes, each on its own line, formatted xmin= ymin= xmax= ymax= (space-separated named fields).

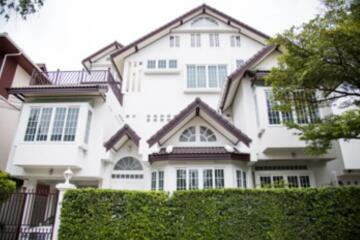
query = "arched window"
xmin=114 ymin=157 xmax=143 ymax=171
xmin=191 ymin=17 xmax=218 ymax=27
xmin=179 ymin=126 xmax=196 ymax=142
xmin=200 ymin=126 xmax=217 ymax=142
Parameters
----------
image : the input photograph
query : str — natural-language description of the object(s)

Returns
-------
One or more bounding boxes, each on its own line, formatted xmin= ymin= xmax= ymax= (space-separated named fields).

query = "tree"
xmin=0 ymin=171 xmax=16 ymax=204
xmin=266 ymin=0 xmax=360 ymax=154
xmin=0 ymin=0 xmax=45 ymax=20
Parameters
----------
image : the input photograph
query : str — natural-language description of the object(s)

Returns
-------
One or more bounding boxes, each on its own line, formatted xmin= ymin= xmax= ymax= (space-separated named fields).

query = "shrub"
xmin=0 ymin=171 xmax=16 ymax=204
xmin=59 ymin=187 xmax=360 ymax=240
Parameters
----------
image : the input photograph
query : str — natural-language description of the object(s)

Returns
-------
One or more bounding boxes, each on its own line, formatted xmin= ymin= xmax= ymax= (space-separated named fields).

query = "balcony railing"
xmin=30 ymin=69 xmax=117 ymax=85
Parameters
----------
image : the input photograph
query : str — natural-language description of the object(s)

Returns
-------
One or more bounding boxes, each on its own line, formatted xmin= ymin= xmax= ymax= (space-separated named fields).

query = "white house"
xmin=5 ymin=4 xmax=360 ymax=192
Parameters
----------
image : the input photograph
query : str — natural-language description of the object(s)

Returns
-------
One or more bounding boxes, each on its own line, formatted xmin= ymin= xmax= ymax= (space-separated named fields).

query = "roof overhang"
xmin=219 ymin=45 xmax=278 ymax=112
xmin=7 ymin=85 xmax=108 ymax=102
xmin=147 ymin=98 xmax=251 ymax=147
xmin=110 ymin=4 xmax=270 ymax=79
xmin=104 ymin=124 xmax=141 ymax=151
xmin=149 ymin=147 xmax=250 ymax=163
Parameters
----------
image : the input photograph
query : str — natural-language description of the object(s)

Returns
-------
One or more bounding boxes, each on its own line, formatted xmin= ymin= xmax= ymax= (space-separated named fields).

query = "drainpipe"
xmin=0 ymin=52 xmax=23 ymax=80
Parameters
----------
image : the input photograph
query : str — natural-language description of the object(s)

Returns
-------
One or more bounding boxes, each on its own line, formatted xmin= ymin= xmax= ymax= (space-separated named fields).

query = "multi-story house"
xmin=5 ymin=4 xmax=359 ymax=192
xmin=0 ymin=33 xmax=43 ymax=172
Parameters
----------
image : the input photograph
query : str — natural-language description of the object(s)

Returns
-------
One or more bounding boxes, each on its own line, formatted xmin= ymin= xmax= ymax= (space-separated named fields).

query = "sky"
xmin=1 ymin=0 xmax=322 ymax=70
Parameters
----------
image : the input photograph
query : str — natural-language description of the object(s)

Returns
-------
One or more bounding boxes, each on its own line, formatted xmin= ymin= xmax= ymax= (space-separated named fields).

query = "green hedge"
xmin=0 ymin=171 xmax=16 ymax=204
xmin=59 ymin=187 xmax=360 ymax=240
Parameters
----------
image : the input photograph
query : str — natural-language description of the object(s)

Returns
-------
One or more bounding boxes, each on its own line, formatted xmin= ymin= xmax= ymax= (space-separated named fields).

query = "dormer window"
xmin=169 ymin=35 xmax=180 ymax=47
xmin=191 ymin=33 xmax=201 ymax=47
xmin=200 ymin=126 xmax=217 ymax=142
xmin=179 ymin=126 xmax=217 ymax=142
xmin=179 ymin=126 xmax=196 ymax=142
xmin=230 ymin=35 xmax=241 ymax=47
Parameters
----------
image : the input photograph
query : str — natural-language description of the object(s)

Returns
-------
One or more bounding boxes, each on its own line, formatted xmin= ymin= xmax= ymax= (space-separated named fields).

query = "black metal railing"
xmin=0 ymin=189 xmax=58 ymax=240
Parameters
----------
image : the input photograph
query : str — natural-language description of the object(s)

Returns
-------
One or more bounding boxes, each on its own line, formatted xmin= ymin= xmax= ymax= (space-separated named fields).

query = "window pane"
xmin=196 ymin=34 xmax=201 ymax=47
xmin=175 ymin=36 xmax=180 ymax=47
xmin=287 ymin=176 xmax=299 ymax=188
xmin=189 ymin=169 xmax=199 ymax=190
xmin=158 ymin=171 xmax=164 ymax=191
xmin=200 ymin=126 xmax=216 ymax=142
xmin=281 ymin=111 xmax=294 ymax=123
xmin=191 ymin=34 xmax=195 ymax=47
xmin=306 ymin=92 xmax=319 ymax=123
xmin=24 ymin=108 xmax=40 ymax=141
xmin=84 ymin=110 xmax=92 ymax=144
xmin=230 ymin=36 xmax=235 ymax=47
xmin=236 ymin=170 xmax=242 ymax=188
xmin=51 ymin=107 xmax=66 ymax=141
xmin=179 ymin=126 xmax=196 ymax=142
xmin=273 ymin=176 xmax=284 ymax=188
xmin=236 ymin=59 xmax=245 ymax=69
xmin=169 ymin=36 xmax=174 ymax=47
xmin=158 ymin=60 xmax=167 ymax=69
xmin=235 ymin=36 xmax=241 ymax=47
xmin=208 ymin=65 xmax=218 ymax=88
xmin=63 ymin=107 xmax=79 ymax=142
xmin=218 ymin=65 xmax=227 ymax=88
xmin=177 ymin=169 xmax=187 ymax=190
xmin=209 ymin=33 xmax=214 ymax=47
xmin=300 ymin=176 xmax=310 ymax=188
xmin=147 ymin=60 xmax=156 ymax=69
xmin=197 ymin=66 xmax=206 ymax=88
xmin=215 ymin=169 xmax=224 ymax=189
xmin=260 ymin=176 xmax=271 ymax=188
xmin=187 ymin=65 xmax=196 ymax=88
xmin=36 ymin=108 xmax=53 ymax=141
xmin=294 ymin=92 xmax=309 ymax=124
xmin=265 ymin=91 xmax=281 ymax=124
xmin=169 ymin=60 xmax=177 ymax=69
xmin=242 ymin=171 xmax=247 ymax=189
xmin=151 ymin=172 xmax=157 ymax=191
xmin=114 ymin=157 xmax=143 ymax=170
xmin=215 ymin=33 xmax=219 ymax=47
xmin=203 ymin=169 xmax=213 ymax=189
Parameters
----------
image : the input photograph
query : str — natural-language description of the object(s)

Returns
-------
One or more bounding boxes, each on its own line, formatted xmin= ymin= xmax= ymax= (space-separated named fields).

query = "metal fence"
xmin=0 ymin=189 xmax=58 ymax=240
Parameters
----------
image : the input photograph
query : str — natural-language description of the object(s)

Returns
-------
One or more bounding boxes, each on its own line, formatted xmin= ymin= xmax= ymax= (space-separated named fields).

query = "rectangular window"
xmin=215 ymin=169 xmax=224 ymax=189
xmin=158 ymin=171 xmax=164 ymax=191
xmin=147 ymin=60 xmax=156 ymax=69
xmin=176 ymin=169 xmax=187 ymax=190
xmin=242 ymin=171 xmax=247 ymax=189
xmin=158 ymin=60 xmax=167 ymax=69
xmin=265 ymin=91 xmax=281 ymax=125
xmin=236 ymin=59 xmax=245 ymax=69
xmin=260 ymin=176 xmax=271 ymax=188
xmin=170 ymin=35 xmax=180 ymax=47
xmin=300 ymin=176 xmax=310 ymax=188
xmin=84 ymin=110 xmax=92 ymax=144
xmin=187 ymin=65 xmax=196 ymax=88
xmin=51 ymin=107 xmax=66 ymax=141
xmin=197 ymin=66 xmax=206 ymax=88
xmin=236 ymin=170 xmax=242 ymax=188
xmin=191 ymin=33 xmax=201 ymax=47
xmin=208 ymin=65 xmax=218 ymax=88
xmin=169 ymin=60 xmax=177 ymax=69
xmin=209 ymin=33 xmax=219 ymax=47
xmin=230 ymin=35 xmax=241 ymax=47
xmin=287 ymin=176 xmax=299 ymax=188
xmin=63 ymin=107 xmax=79 ymax=142
xmin=36 ymin=108 xmax=53 ymax=141
xmin=203 ymin=169 xmax=213 ymax=189
xmin=24 ymin=108 xmax=40 ymax=141
xmin=218 ymin=65 xmax=227 ymax=88
xmin=273 ymin=176 xmax=284 ymax=188
xmin=189 ymin=169 xmax=199 ymax=190
xmin=151 ymin=171 xmax=157 ymax=191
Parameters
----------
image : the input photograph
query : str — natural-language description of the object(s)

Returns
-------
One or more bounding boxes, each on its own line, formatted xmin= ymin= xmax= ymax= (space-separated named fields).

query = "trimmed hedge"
xmin=0 ymin=171 xmax=16 ymax=204
xmin=59 ymin=187 xmax=360 ymax=240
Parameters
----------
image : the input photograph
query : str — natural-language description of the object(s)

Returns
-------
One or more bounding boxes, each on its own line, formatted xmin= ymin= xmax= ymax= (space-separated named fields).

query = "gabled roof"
xmin=147 ymin=98 xmax=251 ymax=147
xmin=104 ymin=124 xmax=141 ymax=151
xmin=219 ymin=45 xmax=278 ymax=112
xmin=149 ymin=147 xmax=250 ymax=163
xmin=82 ymin=41 xmax=123 ymax=71
xmin=111 ymin=4 xmax=270 ymax=77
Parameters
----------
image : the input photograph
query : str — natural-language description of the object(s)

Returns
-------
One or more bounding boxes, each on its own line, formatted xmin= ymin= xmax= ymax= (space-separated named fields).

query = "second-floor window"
xmin=191 ymin=33 xmax=201 ymax=47
xmin=187 ymin=64 xmax=227 ymax=89
xmin=209 ymin=33 xmax=220 ymax=47
xmin=147 ymin=59 xmax=178 ymax=70
xmin=265 ymin=90 xmax=319 ymax=125
xmin=169 ymin=35 xmax=180 ymax=47
xmin=230 ymin=35 xmax=241 ymax=47
xmin=24 ymin=106 xmax=80 ymax=142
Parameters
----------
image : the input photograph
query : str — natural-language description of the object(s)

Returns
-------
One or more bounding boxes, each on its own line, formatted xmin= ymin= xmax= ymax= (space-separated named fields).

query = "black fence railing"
xmin=0 ymin=189 xmax=58 ymax=240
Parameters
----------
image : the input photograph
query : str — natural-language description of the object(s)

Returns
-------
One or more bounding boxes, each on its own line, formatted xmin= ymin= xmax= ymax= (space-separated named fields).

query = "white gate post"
xmin=53 ymin=168 xmax=76 ymax=240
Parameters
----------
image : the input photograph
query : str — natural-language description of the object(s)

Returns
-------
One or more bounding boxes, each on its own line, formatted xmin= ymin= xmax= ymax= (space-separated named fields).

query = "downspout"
xmin=0 ymin=52 xmax=23 ymax=80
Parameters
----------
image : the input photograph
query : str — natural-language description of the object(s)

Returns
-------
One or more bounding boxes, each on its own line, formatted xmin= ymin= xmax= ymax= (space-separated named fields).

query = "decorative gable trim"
xmin=104 ymin=124 xmax=141 ymax=151
xmin=147 ymin=98 xmax=251 ymax=147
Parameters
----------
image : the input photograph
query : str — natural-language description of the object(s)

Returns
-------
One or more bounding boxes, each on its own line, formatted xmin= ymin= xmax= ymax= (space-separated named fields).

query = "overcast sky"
xmin=1 ymin=0 xmax=322 ymax=70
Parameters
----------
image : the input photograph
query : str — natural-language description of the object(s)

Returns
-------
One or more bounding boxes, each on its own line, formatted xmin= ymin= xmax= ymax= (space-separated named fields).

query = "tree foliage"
xmin=266 ymin=0 xmax=360 ymax=154
xmin=0 ymin=171 xmax=16 ymax=204
xmin=0 ymin=0 xmax=45 ymax=20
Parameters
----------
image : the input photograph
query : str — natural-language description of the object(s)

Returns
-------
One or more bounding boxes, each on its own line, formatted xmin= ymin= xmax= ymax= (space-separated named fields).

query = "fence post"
xmin=52 ymin=168 xmax=76 ymax=240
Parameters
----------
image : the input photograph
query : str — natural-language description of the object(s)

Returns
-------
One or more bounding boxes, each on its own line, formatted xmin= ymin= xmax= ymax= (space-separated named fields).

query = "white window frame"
xmin=175 ymin=167 xmax=226 ymax=190
xmin=170 ymin=35 xmax=180 ymax=47
xmin=256 ymin=170 xmax=314 ymax=189
xmin=209 ymin=33 xmax=220 ymax=47
xmin=230 ymin=35 xmax=241 ymax=47
xmin=151 ymin=170 xmax=164 ymax=191
xmin=191 ymin=33 xmax=201 ymax=47
xmin=185 ymin=64 xmax=228 ymax=91
xmin=236 ymin=169 xmax=247 ymax=189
